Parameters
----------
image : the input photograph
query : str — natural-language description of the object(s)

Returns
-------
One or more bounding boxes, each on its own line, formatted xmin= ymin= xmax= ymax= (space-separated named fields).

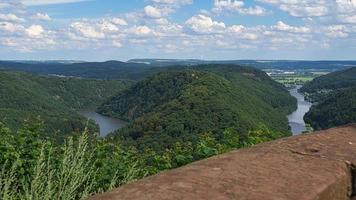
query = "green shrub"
xmin=0 ymin=119 xmax=284 ymax=200
xmin=0 ymin=122 xmax=142 ymax=200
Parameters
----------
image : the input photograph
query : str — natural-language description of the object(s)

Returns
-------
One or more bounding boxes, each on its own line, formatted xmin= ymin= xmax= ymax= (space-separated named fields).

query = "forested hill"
xmin=301 ymin=67 xmax=356 ymax=95
xmin=304 ymin=87 xmax=356 ymax=130
xmin=1 ymin=60 xmax=352 ymax=81
xmin=99 ymin=66 xmax=296 ymax=151
xmin=129 ymin=59 xmax=355 ymax=70
xmin=197 ymin=65 xmax=294 ymax=113
xmin=0 ymin=61 xmax=154 ymax=80
xmin=300 ymin=67 xmax=356 ymax=130
xmin=0 ymin=70 xmax=129 ymax=140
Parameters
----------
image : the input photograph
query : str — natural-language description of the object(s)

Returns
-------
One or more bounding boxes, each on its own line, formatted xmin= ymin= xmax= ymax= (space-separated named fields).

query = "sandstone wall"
xmin=89 ymin=124 xmax=356 ymax=200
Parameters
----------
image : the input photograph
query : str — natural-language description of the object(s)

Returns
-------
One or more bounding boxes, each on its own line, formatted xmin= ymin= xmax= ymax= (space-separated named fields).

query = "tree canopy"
xmin=99 ymin=66 xmax=296 ymax=152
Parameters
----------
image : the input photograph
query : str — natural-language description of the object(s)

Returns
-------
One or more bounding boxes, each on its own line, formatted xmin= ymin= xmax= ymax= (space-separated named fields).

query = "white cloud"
xmin=0 ymin=21 xmax=24 ymax=32
xmin=214 ymin=0 xmax=244 ymax=11
xmin=144 ymin=5 xmax=174 ymax=19
xmin=258 ymin=0 xmax=356 ymax=19
xmin=281 ymin=4 xmax=328 ymax=17
xmin=70 ymin=22 xmax=105 ymax=39
xmin=339 ymin=14 xmax=356 ymax=24
xmin=274 ymin=21 xmax=311 ymax=33
xmin=238 ymin=6 xmax=268 ymax=16
xmin=0 ymin=0 xmax=354 ymax=58
xmin=31 ymin=13 xmax=51 ymax=21
xmin=152 ymin=0 xmax=192 ymax=6
xmin=186 ymin=14 xmax=225 ymax=33
xmin=112 ymin=40 xmax=122 ymax=47
xmin=99 ymin=21 xmax=119 ymax=33
xmin=144 ymin=5 xmax=163 ymax=18
xmin=227 ymin=25 xmax=260 ymax=40
xmin=0 ymin=38 xmax=18 ymax=47
xmin=0 ymin=35 xmax=57 ymax=52
xmin=325 ymin=25 xmax=348 ymax=38
xmin=258 ymin=0 xmax=330 ymax=17
xmin=154 ymin=18 xmax=169 ymax=25
xmin=0 ymin=13 xmax=25 ymax=23
xmin=213 ymin=0 xmax=268 ymax=16
xmin=228 ymin=25 xmax=244 ymax=33
xmin=256 ymin=0 xmax=356 ymax=47
xmin=241 ymin=32 xmax=259 ymax=40
xmin=21 ymin=0 xmax=89 ymax=6
xmin=336 ymin=0 xmax=356 ymax=13
xmin=270 ymin=37 xmax=294 ymax=44
xmin=111 ymin=18 xmax=128 ymax=26
xmin=149 ymin=21 xmax=183 ymax=37
xmin=26 ymin=25 xmax=44 ymax=38
xmin=129 ymin=25 xmax=155 ymax=36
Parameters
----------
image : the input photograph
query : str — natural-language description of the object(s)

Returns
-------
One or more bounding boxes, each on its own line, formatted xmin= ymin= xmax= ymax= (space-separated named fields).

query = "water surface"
xmin=287 ymin=85 xmax=312 ymax=135
xmin=79 ymin=110 xmax=127 ymax=137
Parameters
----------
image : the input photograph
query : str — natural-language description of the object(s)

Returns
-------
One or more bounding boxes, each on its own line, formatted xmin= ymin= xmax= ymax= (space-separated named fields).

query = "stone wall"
xmin=89 ymin=124 xmax=356 ymax=200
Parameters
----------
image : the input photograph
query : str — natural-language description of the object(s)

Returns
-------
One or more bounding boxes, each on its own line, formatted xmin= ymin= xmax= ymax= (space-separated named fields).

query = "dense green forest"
xmin=301 ymin=67 xmax=356 ymax=102
xmin=301 ymin=67 xmax=356 ymax=93
xmin=1 ymin=60 xmax=351 ymax=81
xmin=0 ymin=61 xmax=155 ymax=80
xmin=301 ymin=67 xmax=356 ymax=130
xmin=99 ymin=66 xmax=296 ymax=152
xmin=304 ymin=87 xmax=356 ymax=130
xmin=0 ymin=60 xmax=352 ymax=80
xmin=0 ymin=71 xmax=129 ymax=140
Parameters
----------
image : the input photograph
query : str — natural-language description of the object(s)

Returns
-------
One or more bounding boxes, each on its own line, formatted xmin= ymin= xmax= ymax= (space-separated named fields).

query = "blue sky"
xmin=0 ymin=0 xmax=356 ymax=61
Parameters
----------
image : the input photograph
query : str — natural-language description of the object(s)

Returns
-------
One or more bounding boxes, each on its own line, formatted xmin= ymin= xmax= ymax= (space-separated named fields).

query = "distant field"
xmin=310 ymin=72 xmax=329 ymax=76
xmin=270 ymin=72 xmax=328 ymax=85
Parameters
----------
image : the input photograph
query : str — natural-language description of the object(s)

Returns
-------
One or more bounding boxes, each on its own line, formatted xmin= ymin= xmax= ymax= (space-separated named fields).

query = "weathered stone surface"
xmin=89 ymin=124 xmax=356 ymax=200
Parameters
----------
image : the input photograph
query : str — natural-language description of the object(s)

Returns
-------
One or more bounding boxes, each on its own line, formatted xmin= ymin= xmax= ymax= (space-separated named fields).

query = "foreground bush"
xmin=0 ymin=121 xmax=145 ymax=200
xmin=0 ymin=121 xmax=281 ymax=199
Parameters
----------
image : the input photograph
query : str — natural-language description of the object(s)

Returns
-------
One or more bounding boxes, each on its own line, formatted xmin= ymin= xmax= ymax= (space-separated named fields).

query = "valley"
xmin=0 ymin=60 xmax=355 ymax=200
xmin=1 ymin=1 xmax=356 ymax=199
xmin=259 ymin=66 xmax=356 ymax=134
xmin=0 ymin=70 xmax=130 ymax=141
xmin=0 ymin=61 xmax=347 ymax=141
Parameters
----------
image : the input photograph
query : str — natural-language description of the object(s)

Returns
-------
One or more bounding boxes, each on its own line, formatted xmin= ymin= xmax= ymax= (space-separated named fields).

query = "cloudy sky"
xmin=0 ymin=0 xmax=356 ymax=61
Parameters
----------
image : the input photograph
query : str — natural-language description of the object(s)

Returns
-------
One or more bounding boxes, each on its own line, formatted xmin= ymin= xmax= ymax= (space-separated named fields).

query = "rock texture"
xmin=89 ymin=124 xmax=356 ymax=200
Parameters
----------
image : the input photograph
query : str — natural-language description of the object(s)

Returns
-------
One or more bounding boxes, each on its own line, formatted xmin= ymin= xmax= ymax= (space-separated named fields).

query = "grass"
xmin=1 ymin=132 xmax=98 ymax=200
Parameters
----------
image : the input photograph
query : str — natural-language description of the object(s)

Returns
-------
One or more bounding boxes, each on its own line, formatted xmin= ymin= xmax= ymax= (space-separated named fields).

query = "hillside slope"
xmin=301 ymin=67 xmax=356 ymax=92
xmin=99 ymin=66 xmax=296 ymax=151
xmin=0 ymin=61 xmax=154 ymax=80
xmin=0 ymin=71 xmax=128 ymax=139
xmin=301 ymin=67 xmax=356 ymax=130
xmin=304 ymin=87 xmax=356 ymax=130
xmin=1 ymin=60 xmax=352 ymax=81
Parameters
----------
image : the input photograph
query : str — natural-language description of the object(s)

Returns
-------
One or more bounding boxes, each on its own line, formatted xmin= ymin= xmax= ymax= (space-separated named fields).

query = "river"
xmin=79 ymin=110 xmax=127 ymax=137
xmin=287 ymin=85 xmax=312 ymax=135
